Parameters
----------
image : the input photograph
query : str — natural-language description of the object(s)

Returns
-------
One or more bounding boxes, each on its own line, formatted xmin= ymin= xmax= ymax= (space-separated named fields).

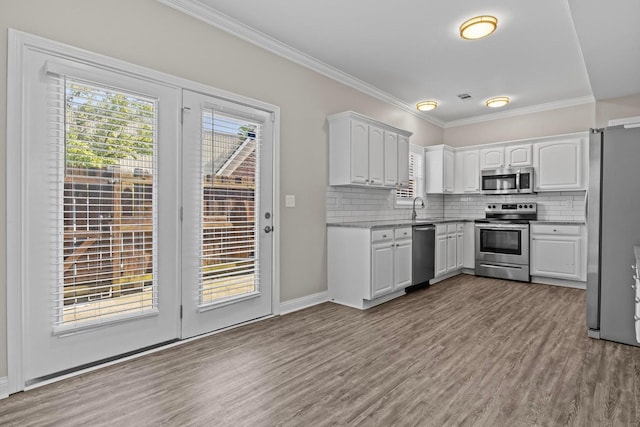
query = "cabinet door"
xmin=371 ymin=241 xmax=394 ymax=298
xmin=435 ymin=235 xmax=448 ymax=277
xmin=350 ymin=120 xmax=369 ymax=184
xmin=456 ymin=232 xmax=464 ymax=269
xmin=505 ymin=144 xmax=532 ymax=167
xmin=394 ymin=239 xmax=412 ymax=290
xmin=368 ymin=125 xmax=385 ymax=186
xmin=446 ymin=234 xmax=457 ymax=272
xmin=530 ymin=235 xmax=582 ymax=280
xmin=397 ymin=135 xmax=410 ymax=188
xmin=443 ymin=149 xmax=455 ymax=193
xmin=534 ymin=138 xmax=584 ymax=191
xmin=462 ymin=150 xmax=479 ymax=192
xmin=463 ymin=222 xmax=475 ymax=269
xmin=480 ymin=147 xmax=504 ymax=169
xmin=383 ymin=131 xmax=398 ymax=187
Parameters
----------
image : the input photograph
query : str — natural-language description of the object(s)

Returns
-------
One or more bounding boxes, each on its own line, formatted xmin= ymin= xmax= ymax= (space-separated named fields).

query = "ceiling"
xmin=163 ymin=0 xmax=640 ymax=127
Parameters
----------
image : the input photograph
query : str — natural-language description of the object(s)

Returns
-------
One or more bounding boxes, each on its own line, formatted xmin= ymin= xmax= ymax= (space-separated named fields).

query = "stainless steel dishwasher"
xmin=408 ymin=224 xmax=436 ymax=290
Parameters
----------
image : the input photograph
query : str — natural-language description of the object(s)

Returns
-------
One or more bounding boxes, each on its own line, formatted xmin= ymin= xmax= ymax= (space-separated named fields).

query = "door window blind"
xmin=198 ymin=109 xmax=261 ymax=306
xmin=50 ymin=75 xmax=159 ymax=329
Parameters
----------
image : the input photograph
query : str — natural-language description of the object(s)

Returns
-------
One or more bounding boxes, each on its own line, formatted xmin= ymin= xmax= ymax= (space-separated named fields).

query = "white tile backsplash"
xmin=326 ymin=187 xmax=586 ymax=223
xmin=444 ymin=191 xmax=587 ymax=221
xmin=326 ymin=186 xmax=443 ymax=223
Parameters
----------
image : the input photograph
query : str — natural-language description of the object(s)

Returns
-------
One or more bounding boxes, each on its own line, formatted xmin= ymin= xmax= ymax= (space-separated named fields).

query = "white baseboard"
xmin=531 ymin=276 xmax=586 ymax=289
xmin=0 ymin=377 xmax=8 ymax=400
xmin=279 ymin=291 xmax=329 ymax=315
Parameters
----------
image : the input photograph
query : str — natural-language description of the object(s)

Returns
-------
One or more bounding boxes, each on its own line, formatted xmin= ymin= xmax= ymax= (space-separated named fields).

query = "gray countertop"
xmin=530 ymin=220 xmax=586 ymax=225
xmin=327 ymin=217 xmax=479 ymax=229
xmin=328 ymin=218 xmax=586 ymax=229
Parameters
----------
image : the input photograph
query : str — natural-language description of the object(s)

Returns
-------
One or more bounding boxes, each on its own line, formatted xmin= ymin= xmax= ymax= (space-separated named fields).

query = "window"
xmin=396 ymin=144 xmax=424 ymax=205
xmin=53 ymin=75 xmax=159 ymax=328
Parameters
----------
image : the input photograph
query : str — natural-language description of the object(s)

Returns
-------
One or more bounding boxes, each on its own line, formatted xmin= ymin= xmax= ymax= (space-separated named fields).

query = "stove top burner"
xmin=479 ymin=202 xmax=538 ymax=223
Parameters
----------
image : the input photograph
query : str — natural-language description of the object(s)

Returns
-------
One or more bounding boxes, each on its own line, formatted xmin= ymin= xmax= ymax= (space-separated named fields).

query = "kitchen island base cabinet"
xmin=328 ymin=226 xmax=412 ymax=310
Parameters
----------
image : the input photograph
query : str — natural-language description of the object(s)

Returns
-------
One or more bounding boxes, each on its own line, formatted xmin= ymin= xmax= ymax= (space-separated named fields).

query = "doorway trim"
xmin=6 ymin=29 xmax=280 ymax=395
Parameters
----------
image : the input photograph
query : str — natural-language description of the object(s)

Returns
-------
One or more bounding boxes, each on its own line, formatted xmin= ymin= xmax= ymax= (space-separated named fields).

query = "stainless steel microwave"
xmin=481 ymin=167 xmax=534 ymax=194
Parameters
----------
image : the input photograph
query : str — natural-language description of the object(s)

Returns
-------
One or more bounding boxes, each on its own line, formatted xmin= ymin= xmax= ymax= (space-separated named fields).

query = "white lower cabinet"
xmin=463 ymin=222 xmax=475 ymax=269
xmin=530 ymin=224 xmax=586 ymax=282
xmin=435 ymin=223 xmax=464 ymax=279
xmin=328 ymin=226 xmax=412 ymax=309
xmin=395 ymin=238 xmax=413 ymax=290
xmin=435 ymin=232 xmax=448 ymax=277
xmin=371 ymin=240 xmax=394 ymax=298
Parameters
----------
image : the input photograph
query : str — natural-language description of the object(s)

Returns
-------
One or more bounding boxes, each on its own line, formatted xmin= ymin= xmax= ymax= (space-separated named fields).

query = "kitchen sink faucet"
xmin=412 ymin=197 xmax=425 ymax=220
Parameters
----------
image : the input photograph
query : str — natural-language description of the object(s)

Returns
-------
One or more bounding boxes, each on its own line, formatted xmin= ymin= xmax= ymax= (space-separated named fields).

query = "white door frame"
xmin=6 ymin=29 xmax=280 ymax=394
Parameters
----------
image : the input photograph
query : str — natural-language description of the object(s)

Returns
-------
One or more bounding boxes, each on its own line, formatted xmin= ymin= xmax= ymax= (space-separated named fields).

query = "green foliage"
xmin=65 ymin=83 xmax=155 ymax=168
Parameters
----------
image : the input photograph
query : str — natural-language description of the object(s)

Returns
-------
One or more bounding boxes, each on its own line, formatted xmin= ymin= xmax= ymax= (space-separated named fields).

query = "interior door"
xmin=21 ymin=50 xmax=181 ymax=384
xmin=181 ymin=90 xmax=274 ymax=338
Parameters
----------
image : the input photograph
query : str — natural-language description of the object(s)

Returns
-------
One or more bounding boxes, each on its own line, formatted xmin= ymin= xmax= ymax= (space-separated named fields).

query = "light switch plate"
xmin=285 ymin=194 xmax=296 ymax=208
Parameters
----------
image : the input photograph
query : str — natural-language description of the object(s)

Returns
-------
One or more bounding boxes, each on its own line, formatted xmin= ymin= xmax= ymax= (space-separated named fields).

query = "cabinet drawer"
xmin=372 ymin=228 xmax=394 ymax=242
xmin=447 ymin=223 xmax=457 ymax=234
xmin=394 ymin=227 xmax=411 ymax=240
xmin=530 ymin=224 xmax=581 ymax=236
xmin=456 ymin=223 xmax=464 ymax=232
xmin=436 ymin=224 xmax=447 ymax=235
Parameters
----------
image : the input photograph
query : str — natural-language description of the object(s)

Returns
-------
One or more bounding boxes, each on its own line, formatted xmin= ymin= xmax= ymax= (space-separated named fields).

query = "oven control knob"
xmin=518 ymin=204 xmax=522 ymax=208
xmin=529 ymin=204 xmax=533 ymax=208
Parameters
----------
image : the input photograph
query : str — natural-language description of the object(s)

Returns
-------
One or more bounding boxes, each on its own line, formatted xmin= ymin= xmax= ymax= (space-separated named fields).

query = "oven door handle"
xmin=475 ymin=224 xmax=528 ymax=230
xmin=515 ymin=170 xmax=521 ymax=193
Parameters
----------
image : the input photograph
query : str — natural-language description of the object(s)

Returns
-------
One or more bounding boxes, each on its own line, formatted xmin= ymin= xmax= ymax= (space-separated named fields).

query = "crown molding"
xmin=444 ymin=95 xmax=595 ymax=128
xmin=156 ymin=0 xmax=445 ymax=128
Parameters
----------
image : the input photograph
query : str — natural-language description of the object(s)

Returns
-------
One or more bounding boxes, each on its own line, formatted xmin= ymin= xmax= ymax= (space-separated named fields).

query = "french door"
xmin=14 ymin=44 xmax=274 ymax=388
xmin=181 ymin=91 xmax=273 ymax=338
xmin=20 ymin=50 xmax=182 ymax=384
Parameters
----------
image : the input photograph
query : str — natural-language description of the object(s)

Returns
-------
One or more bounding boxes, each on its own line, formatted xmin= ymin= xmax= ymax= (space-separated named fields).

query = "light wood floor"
xmin=2 ymin=275 xmax=640 ymax=426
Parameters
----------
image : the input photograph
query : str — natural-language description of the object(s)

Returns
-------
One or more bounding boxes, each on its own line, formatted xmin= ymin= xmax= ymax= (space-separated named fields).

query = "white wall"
xmin=596 ymin=94 xmax=640 ymax=127
xmin=444 ymin=103 xmax=596 ymax=147
xmin=0 ymin=0 xmax=443 ymax=379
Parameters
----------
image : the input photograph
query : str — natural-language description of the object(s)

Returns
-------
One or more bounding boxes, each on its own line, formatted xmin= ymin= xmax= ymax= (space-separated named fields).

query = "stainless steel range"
xmin=475 ymin=203 xmax=537 ymax=282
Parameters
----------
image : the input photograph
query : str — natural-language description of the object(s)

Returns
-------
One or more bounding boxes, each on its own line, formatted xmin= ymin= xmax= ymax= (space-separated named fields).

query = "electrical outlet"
xmin=285 ymin=194 xmax=296 ymax=208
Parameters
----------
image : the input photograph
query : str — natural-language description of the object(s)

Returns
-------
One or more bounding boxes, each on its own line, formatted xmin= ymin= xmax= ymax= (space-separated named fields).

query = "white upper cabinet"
xmin=480 ymin=147 xmax=504 ymax=169
xmin=383 ymin=131 xmax=398 ymax=187
xmin=349 ymin=119 xmax=369 ymax=184
xmin=533 ymin=136 xmax=586 ymax=191
xmin=454 ymin=149 xmax=480 ymax=193
xmin=425 ymin=145 xmax=455 ymax=194
xmin=328 ymin=111 xmax=412 ymax=188
xmin=505 ymin=143 xmax=533 ymax=167
xmin=397 ymin=135 xmax=410 ymax=188
xmin=368 ymin=125 xmax=384 ymax=186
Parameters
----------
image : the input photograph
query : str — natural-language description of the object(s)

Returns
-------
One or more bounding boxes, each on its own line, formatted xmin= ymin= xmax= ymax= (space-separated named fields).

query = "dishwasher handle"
xmin=414 ymin=226 xmax=435 ymax=231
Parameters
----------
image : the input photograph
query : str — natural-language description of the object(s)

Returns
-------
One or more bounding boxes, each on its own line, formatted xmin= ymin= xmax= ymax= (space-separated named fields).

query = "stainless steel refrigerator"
xmin=587 ymin=124 xmax=640 ymax=346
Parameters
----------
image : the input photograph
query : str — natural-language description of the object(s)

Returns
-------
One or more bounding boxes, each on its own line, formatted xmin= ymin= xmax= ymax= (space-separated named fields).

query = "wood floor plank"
xmin=2 ymin=275 xmax=640 ymax=426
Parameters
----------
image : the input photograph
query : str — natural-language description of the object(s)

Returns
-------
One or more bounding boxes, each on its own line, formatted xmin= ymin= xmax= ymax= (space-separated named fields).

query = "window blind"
xmin=198 ymin=109 xmax=261 ymax=306
xmin=397 ymin=146 xmax=424 ymax=201
xmin=49 ymin=75 xmax=159 ymax=329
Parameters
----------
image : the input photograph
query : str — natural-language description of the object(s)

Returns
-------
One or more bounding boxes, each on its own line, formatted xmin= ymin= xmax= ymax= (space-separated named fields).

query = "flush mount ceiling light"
xmin=416 ymin=101 xmax=438 ymax=111
xmin=459 ymin=15 xmax=498 ymax=40
xmin=485 ymin=96 xmax=510 ymax=108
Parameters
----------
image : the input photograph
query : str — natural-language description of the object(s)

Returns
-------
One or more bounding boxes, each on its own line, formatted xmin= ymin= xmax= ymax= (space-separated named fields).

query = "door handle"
xmin=264 ymin=225 xmax=274 ymax=233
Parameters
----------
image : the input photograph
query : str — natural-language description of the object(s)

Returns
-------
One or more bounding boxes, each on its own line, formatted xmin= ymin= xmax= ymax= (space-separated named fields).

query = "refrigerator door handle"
xmin=584 ymin=190 xmax=588 ymax=223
